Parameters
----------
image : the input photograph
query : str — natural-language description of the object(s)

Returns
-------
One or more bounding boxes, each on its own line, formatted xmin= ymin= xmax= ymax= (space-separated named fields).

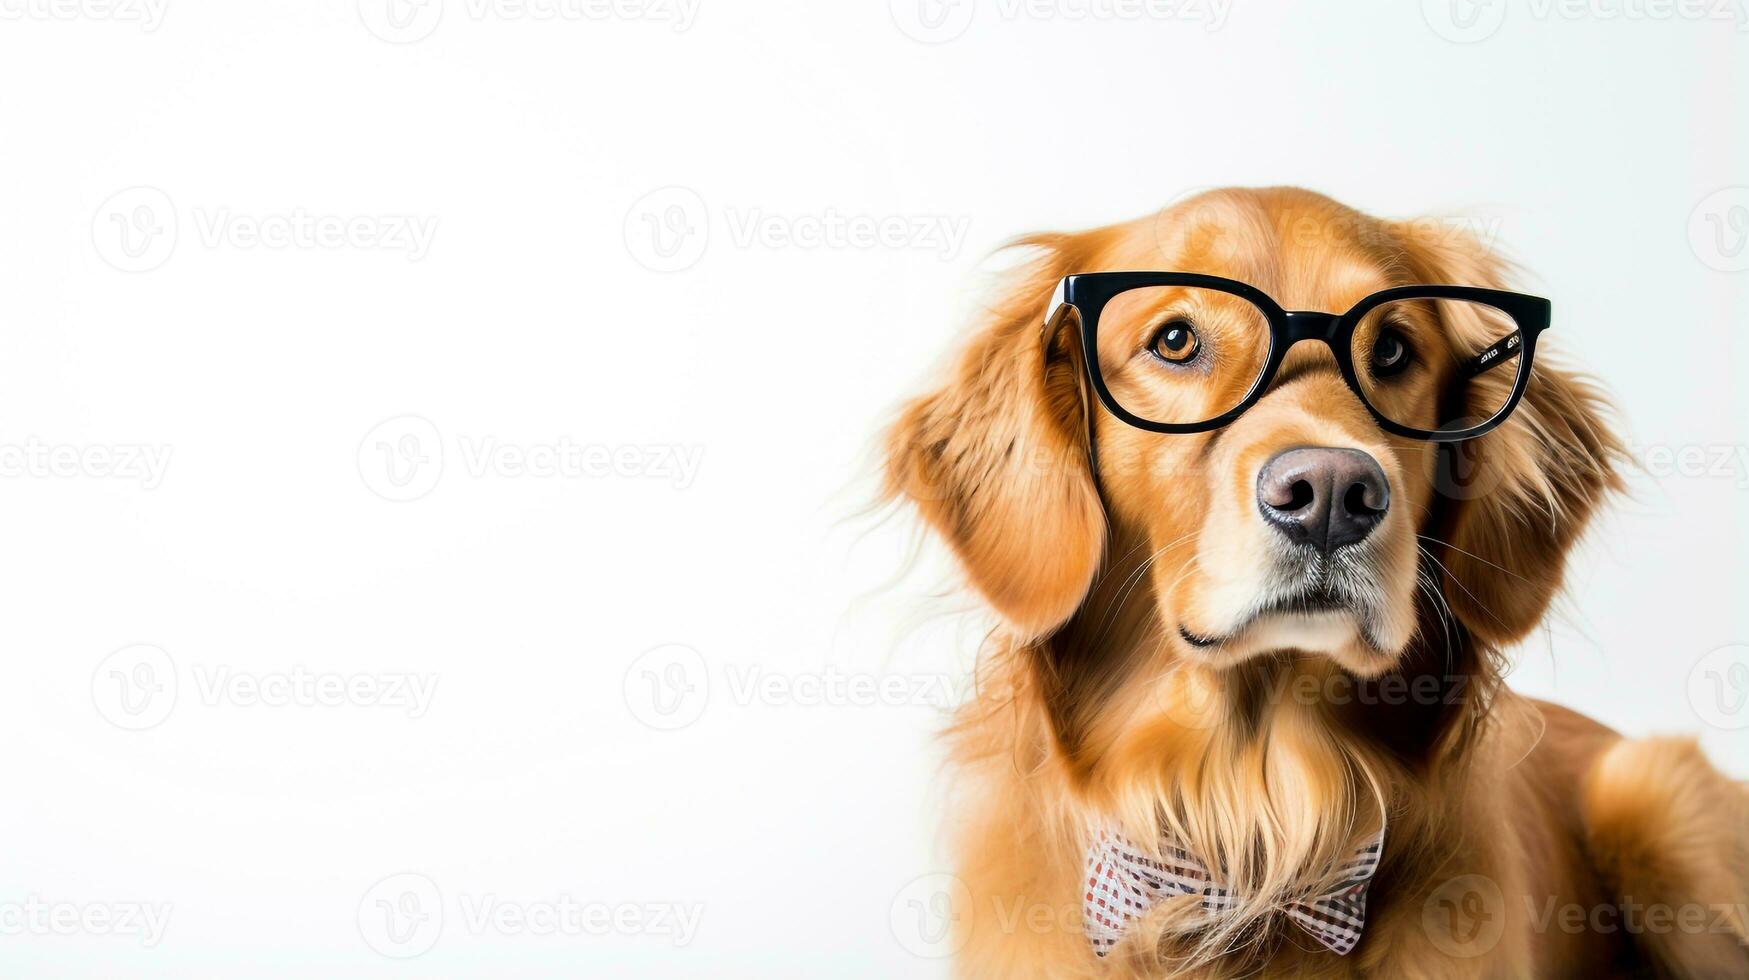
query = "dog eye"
xmin=1149 ymin=319 xmax=1201 ymax=365
xmin=1370 ymin=328 xmax=1413 ymax=378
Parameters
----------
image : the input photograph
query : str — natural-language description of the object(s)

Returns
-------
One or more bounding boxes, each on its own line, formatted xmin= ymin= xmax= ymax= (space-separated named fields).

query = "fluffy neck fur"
xmin=947 ymin=541 xmax=1500 ymax=970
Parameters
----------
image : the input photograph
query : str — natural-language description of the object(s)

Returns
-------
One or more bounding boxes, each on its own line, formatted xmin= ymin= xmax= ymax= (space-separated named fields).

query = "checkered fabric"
xmin=1083 ymin=823 xmax=1385 ymax=957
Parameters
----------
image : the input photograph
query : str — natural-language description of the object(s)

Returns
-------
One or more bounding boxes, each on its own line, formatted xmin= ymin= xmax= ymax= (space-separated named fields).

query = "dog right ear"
xmin=883 ymin=234 xmax=1107 ymax=639
xmin=1389 ymin=222 xmax=1626 ymax=648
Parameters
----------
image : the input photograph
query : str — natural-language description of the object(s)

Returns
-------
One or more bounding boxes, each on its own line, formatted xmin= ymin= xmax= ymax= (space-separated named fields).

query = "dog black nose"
xmin=1257 ymin=447 xmax=1390 ymax=552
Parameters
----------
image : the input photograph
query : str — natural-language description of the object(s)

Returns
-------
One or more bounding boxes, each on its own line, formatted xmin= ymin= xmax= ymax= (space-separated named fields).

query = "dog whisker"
xmin=1413 ymin=541 xmax=1512 ymax=634
xmin=1416 ymin=533 xmax=1536 ymax=586
xmin=1090 ymin=532 xmax=1199 ymax=650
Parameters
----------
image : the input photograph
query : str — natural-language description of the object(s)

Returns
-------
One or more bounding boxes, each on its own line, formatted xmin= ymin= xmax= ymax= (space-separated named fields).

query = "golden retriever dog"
xmin=883 ymin=188 xmax=1749 ymax=978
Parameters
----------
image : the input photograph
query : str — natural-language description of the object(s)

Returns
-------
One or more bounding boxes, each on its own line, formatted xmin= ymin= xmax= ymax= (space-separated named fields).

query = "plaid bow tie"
xmin=1083 ymin=823 xmax=1386 ymax=957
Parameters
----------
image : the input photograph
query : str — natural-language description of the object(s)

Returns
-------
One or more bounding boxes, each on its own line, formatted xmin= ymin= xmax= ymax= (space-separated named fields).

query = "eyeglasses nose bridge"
xmin=1282 ymin=310 xmax=1342 ymax=344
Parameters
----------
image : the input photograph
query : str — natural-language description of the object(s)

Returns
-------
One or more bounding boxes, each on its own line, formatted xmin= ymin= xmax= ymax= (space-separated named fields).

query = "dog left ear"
xmin=1392 ymin=224 xmax=1627 ymax=647
xmin=883 ymin=234 xmax=1107 ymax=639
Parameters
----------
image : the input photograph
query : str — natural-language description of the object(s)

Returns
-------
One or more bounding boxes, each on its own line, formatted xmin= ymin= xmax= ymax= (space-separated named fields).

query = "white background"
xmin=1 ymin=0 xmax=1745 ymax=976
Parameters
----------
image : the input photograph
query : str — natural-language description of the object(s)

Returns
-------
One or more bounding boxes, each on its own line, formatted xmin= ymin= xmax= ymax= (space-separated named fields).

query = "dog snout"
xmin=1256 ymin=447 xmax=1390 ymax=553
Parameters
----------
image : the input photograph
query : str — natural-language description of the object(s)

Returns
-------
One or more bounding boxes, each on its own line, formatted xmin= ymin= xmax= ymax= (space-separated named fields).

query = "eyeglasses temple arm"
xmin=1465 ymin=331 xmax=1523 ymax=378
xmin=1042 ymin=279 xmax=1069 ymax=332
xmin=1038 ymin=279 xmax=1109 ymax=507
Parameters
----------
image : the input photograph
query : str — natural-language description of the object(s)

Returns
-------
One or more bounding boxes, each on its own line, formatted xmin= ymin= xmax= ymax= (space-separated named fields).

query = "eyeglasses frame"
xmin=1043 ymin=272 xmax=1551 ymax=444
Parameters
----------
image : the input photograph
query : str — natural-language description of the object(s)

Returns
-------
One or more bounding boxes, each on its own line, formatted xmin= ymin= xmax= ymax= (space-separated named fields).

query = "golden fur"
xmin=884 ymin=188 xmax=1749 ymax=978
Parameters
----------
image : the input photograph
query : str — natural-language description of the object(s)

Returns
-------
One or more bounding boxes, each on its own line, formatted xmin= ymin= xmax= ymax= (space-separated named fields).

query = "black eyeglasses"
xmin=1044 ymin=273 xmax=1549 ymax=443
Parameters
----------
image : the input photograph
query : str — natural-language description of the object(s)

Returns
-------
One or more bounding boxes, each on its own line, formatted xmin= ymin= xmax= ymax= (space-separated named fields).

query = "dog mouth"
xmin=1170 ymin=534 xmax=1415 ymax=670
xmin=1253 ymin=583 xmax=1351 ymax=619
xmin=1177 ymin=581 xmax=1380 ymax=652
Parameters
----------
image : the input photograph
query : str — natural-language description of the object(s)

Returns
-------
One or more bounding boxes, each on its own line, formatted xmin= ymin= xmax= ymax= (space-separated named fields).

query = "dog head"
xmin=886 ymin=186 xmax=1622 ymax=780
